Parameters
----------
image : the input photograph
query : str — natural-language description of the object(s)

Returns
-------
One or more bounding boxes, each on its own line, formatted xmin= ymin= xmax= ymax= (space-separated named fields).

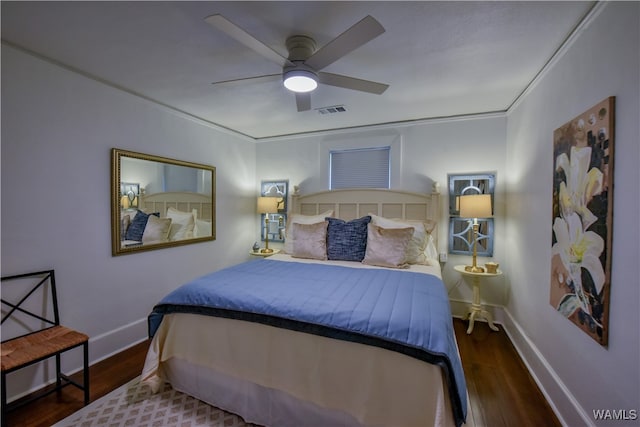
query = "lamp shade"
xmin=257 ymin=196 xmax=279 ymax=214
xmin=459 ymin=194 xmax=492 ymax=218
xmin=121 ymin=195 xmax=131 ymax=209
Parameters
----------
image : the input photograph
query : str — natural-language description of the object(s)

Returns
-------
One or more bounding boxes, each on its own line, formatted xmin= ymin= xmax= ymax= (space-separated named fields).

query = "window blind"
xmin=330 ymin=147 xmax=390 ymax=189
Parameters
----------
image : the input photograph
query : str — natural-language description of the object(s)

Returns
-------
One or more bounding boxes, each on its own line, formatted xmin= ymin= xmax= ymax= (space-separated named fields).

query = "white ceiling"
xmin=1 ymin=1 xmax=594 ymax=140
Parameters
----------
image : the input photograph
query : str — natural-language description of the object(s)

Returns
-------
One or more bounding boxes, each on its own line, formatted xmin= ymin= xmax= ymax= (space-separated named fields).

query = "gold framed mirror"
xmin=111 ymin=148 xmax=215 ymax=256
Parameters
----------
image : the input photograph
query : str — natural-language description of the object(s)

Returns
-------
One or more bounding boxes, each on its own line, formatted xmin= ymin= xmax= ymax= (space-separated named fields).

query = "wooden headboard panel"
xmin=141 ymin=191 xmax=212 ymax=220
xmin=291 ymin=188 xmax=440 ymax=242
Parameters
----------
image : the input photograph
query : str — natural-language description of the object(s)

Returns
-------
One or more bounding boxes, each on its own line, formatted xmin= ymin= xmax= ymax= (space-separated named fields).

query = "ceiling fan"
xmin=204 ymin=14 xmax=389 ymax=112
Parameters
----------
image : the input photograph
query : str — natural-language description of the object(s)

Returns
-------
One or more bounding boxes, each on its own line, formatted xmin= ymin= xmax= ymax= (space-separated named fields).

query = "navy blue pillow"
xmin=124 ymin=211 xmax=159 ymax=241
xmin=326 ymin=216 xmax=371 ymax=261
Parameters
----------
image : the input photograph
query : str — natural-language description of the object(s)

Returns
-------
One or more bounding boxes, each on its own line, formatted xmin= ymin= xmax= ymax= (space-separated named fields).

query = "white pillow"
xmin=422 ymin=219 xmax=438 ymax=263
xmin=369 ymin=214 xmax=430 ymax=265
xmin=166 ymin=207 xmax=196 ymax=241
xmin=194 ymin=219 xmax=212 ymax=238
xmin=191 ymin=209 xmax=200 ymax=235
xmin=142 ymin=215 xmax=172 ymax=243
xmin=283 ymin=210 xmax=334 ymax=254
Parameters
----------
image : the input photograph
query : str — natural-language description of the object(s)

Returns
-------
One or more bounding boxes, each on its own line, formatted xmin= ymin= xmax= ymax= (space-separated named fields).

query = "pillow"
xmin=142 ymin=215 xmax=172 ymax=244
xmin=369 ymin=214 xmax=430 ymax=265
xmin=362 ymin=224 xmax=414 ymax=269
xmin=421 ymin=219 xmax=438 ymax=261
xmin=166 ymin=207 xmax=196 ymax=241
xmin=326 ymin=216 xmax=371 ymax=261
xmin=191 ymin=209 xmax=200 ymax=236
xmin=125 ymin=210 xmax=159 ymax=241
xmin=120 ymin=214 xmax=131 ymax=241
xmin=283 ymin=210 xmax=334 ymax=254
xmin=291 ymin=221 xmax=328 ymax=260
xmin=424 ymin=234 xmax=439 ymax=262
xmin=194 ymin=219 xmax=212 ymax=238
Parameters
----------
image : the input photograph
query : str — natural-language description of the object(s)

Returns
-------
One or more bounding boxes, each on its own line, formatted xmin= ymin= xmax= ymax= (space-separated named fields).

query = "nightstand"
xmin=249 ymin=249 xmax=280 ymax=257
xmin=454 ymin=264 xmax=502 ymax=334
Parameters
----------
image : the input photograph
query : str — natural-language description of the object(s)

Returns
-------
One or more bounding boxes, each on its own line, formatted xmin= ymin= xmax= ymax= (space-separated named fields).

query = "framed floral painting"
xmin=550 ymin=97 xmax=615 ymax=346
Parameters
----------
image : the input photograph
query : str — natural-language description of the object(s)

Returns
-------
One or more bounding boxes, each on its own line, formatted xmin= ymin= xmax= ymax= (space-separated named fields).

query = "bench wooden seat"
xmin=1 ymin=270 xmax=89 ymax=427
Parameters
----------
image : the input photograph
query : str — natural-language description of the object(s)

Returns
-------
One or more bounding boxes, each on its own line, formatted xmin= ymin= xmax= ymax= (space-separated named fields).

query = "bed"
xmin=141 ymin=189 xmax=469 ymax=427
xmin=139 ymin=191 xmax=212 ymax=223
xmin=120 ymin=191 xmax=213 ymax=248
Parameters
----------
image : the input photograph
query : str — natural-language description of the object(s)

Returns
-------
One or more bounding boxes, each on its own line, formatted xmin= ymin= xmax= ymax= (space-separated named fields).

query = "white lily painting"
xmin=551 ymin=97 xmax=614 ymax=346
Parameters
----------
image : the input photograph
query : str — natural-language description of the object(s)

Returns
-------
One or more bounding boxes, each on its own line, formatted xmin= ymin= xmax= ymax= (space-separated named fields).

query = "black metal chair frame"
xmin=1 ymin=270 xmax=89 ymax=427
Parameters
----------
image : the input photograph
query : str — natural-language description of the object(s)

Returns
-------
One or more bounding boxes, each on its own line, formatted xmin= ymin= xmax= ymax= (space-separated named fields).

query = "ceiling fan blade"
xmin=305 ymin=15 xmax=385 ymax=71
xmin=295 ymin=93 xmax=311 ymax=112
xmin=318 ymin=72 xmax=388 ymax=95
xmin=204 ymin=14 xmax=294 ymax=68
xmin=210 ymin=74 xmax=281 ymax=87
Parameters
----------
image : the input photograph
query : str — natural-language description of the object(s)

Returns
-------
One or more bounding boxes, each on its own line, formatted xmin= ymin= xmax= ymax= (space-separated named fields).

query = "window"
xmin=330 ymin=147 xmax=390 ymax=190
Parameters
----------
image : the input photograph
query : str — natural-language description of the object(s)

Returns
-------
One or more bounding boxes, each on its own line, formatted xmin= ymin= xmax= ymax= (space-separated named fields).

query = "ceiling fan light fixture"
xmin=283 ymin=69 xmax=318 ymax=93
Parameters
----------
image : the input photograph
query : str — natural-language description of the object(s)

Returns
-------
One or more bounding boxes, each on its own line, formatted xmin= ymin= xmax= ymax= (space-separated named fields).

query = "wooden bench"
xmin=1 ymin=270 xmax=89 ymax=427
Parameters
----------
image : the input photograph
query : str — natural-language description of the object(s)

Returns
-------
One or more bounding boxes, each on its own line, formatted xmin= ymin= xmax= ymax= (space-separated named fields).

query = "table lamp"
xmin=257 ymin=196 xmax=279 ymax=253
xmin=459 ymin=194 xmax=492 ymax=273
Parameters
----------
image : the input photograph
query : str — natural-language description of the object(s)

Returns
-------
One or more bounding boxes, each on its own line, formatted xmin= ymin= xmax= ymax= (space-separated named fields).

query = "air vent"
xmin=316 ymin=105 xmax=347 ymax=115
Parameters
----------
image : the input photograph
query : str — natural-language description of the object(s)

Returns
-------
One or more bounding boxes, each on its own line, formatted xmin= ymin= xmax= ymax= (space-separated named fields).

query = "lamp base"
xmin=260 ymin=248 xmax=274 ymax=254
xmin=465 ymin=265 xmax=485 ymax=273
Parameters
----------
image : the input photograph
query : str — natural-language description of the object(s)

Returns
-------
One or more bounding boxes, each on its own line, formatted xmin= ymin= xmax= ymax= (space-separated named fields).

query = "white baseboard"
xmin=499 ymin=308 xmax=594 ymax=427
xmin=88 ymin=317 xmax=149 ymax=365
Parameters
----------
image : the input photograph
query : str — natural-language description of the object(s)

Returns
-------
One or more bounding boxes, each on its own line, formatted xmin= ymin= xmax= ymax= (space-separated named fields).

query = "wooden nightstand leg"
xmin=466 ymin=276 xmax=500 ymax=333
xmin=455 ymin=264 xmax=502 ymax=335
xmin=480 ymin=309 xmax=499 ymax=331
xmin=466 ymin=310 xmax=478 ymax=334
xmin=467 ymin=277 xmax=481 ymax=334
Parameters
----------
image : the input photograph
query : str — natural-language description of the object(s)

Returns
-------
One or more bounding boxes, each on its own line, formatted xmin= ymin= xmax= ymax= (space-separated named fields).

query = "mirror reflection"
xmin=449 ymin=217 xmax=494 ymax=256
xmin=260 ymin=180 xmax=288 ymax=243
xmin=448 ymin=173 xmax=495 ymax=215
xmin=447 ymin=173 xmax=495 ymax=256
xmin=111 ymin=149 xmax=215 ymax=256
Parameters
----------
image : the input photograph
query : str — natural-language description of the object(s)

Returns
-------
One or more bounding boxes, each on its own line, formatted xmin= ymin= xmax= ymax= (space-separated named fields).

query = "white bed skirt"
xmin=164 ymin=357 xmax=364 ymax=426
xmin=142 ymin=313 xmax=463 ymax=427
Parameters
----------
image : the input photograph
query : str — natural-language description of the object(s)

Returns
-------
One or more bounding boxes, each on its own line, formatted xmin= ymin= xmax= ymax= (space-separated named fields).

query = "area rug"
xmin=52 ymin=377 xmax=254 ymax=427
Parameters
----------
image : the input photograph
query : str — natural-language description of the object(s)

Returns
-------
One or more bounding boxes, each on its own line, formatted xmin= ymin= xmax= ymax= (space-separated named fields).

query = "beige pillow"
xmin=283 ymin=210 xmax=334 ymax=254
xmin=142 ymin=215 xmax=172 ymax=243
xmin=120 ymin=214 xmax=131 ymax=241
xmin=167 ymin=207 xmax=195 ymax=241
xmin=362 ymin=223 xmax=414 ymax=269
xmin=292 ymin=221 xmax=328 ymax=260
xmin=369 ymin=214 xmax=429 ymax=264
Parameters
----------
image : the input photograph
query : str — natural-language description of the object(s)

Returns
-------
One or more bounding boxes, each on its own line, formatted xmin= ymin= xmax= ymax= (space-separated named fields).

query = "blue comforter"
xmin=148 ymin=259 xmax=467 ymax=426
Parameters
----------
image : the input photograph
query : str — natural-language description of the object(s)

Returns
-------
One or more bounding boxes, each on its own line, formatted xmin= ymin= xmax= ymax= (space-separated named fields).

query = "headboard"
xmin=291 ymin=188 xmax=440 ymax=243
xmin=140 ymin=191 xmax=212 ymax=221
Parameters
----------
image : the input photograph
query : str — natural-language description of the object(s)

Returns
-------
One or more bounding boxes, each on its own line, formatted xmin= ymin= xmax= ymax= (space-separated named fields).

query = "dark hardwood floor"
xmin=4 ymin=341 xmax=150 ymax=427
xmin=5 ymin=319 xmax=560 ymax=427
xmin=453 ymin=320 xmax=561 ymax=427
